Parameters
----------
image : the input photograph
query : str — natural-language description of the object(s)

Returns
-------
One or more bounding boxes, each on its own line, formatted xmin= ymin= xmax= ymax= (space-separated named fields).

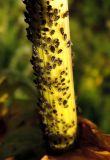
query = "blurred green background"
xmin=0 ymin=0 xmax=110 ymax=159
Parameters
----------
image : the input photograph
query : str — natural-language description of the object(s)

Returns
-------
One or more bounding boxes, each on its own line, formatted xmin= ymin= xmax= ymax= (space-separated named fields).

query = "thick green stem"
xmin=23 ymin=0 xmax=77 ymax=151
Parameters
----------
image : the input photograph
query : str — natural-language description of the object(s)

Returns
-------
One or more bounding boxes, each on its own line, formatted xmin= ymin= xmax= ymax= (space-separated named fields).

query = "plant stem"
xmin=23 ymin=0 xmax=77 ymax=151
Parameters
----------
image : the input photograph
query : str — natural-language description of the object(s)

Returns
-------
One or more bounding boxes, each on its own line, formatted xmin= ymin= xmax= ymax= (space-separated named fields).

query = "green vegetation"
xmin=69 ymin=0 xmax=110 ymax=132
xmin=0 ymin=0 xmax=110 ymax=159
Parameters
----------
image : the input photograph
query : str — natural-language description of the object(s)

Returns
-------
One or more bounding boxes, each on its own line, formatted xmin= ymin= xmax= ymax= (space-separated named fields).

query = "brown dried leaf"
xmin=41 ymin=116 xmax=110 ymax=160
xmin=77 ymin=116 xmax=110 ymax=151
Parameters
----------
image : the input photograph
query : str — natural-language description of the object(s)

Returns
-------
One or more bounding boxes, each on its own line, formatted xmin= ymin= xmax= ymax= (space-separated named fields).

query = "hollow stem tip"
xmin=23 ymin=0 xmax=77 ymax=151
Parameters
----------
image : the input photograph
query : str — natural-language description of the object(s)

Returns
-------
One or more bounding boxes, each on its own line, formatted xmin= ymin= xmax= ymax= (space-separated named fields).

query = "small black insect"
xmin=51 ymin=56 xmax=55 ymax=62
xmin=47 ymin=5 xmax=52 ymax=11
xmin=60 ymin=71 xmax=65 ymax=75
xmin=63 ymin=100 xmax=67 ymax=105
xmin=47 ymin=37 xmax=51 ymax=42
xmin=64 ymin=34 xmax=67 ymax=40
xmin=54 ymin=16 xmax=60 ymax=21
xmin=60 ymin=27 xmax=64 ymax=35
xmin=50 ymin=45 xmax=55 ymax=53
xmin=42 ymin=27 xmax=49 ymax=32
xmin=58 ymin=49 xmax=63 ymax=54
xmin=67 ymin=40 xmax=71 ymax=47
xmin=58 ymin=59 xmax=62 ymax=65
xmin=54 ymin=9 xmax=58 ymax=14
xmin=53 ymin=63 xmax=56 ymax=69
xmin=50 ymin=30 xmax=55 ymax=35
xmin=62 ymin=11 xmax=69 ymax=18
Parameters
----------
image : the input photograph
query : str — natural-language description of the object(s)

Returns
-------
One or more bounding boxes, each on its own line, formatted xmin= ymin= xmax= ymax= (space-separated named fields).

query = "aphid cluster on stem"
xmin=23 ymin=0 xmax=77 ymax=151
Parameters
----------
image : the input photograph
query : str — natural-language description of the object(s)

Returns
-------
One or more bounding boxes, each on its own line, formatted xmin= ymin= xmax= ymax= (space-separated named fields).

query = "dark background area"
xmin=0 ymin=0 xmax=110 ymax=159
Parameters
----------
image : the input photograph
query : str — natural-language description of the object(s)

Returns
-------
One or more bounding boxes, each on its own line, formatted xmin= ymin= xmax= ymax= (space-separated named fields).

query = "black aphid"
xmin=58 ymin=98 xmax=62 ymax=101
xmin=54 ymin=16 xmax=60 ymax=21
xmin=60 ymin=71 xmax=65 ymax=75
xmin=42 ymin=27 xmax=49 ymax=32
xmin=67 ymin=94 xmax=71 ymax=99
xmin=58 ymin=49 xmax=63 ymax=54
xmin=61 ymin=78 xmax=65 ymax=82
xmin=63 ymin=100 xmax=67 ymax=106
xmin=58 ymin=59 xmax=62 ymax=65
xmin=48 ymin=20 xmax=53 ymax=26
xmin=58 ymin=88 xmax=62 ymax=92
xmin=46 ymin=1 xmax=49 ymax=5
xmin=60 ymin=27 xmax=64 ymax=35
xmin=51 ymin=56 xmax=55 ymax=62
xmin=47 ymin=65 xmax=52 ymax=70
xmin=54 ymin=39 xmax=60 ymax=48
xmin=47 ymin=5 xmax=52 ymax=11
xmin=62 ymin=11 xmax=69 ymax=18
xmin=54 ymin=9 xmax=58 ymax=14
xmin=47 ymin=37 xmax=51 ymax=42
xmin=53 ymin=64 xmax=56 ymax=69
xmin=64 ymin=34 xmax=67 ymax=40
xmin=50 ymin=45 xmax=55 ymax=53
xmin=67 ymin=40 xmax=71 ymax=47
xmin=50 ymin=30 xmax=55 ymax=35
xmin=55 ymin=22 xmax=58 ymax=26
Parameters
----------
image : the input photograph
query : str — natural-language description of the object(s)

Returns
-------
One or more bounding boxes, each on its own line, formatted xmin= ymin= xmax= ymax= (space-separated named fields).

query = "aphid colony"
xmin=23 ymin=0 xmax=77 ymax=150
xmin=24 ymin=0 xmax=72 ymax=107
